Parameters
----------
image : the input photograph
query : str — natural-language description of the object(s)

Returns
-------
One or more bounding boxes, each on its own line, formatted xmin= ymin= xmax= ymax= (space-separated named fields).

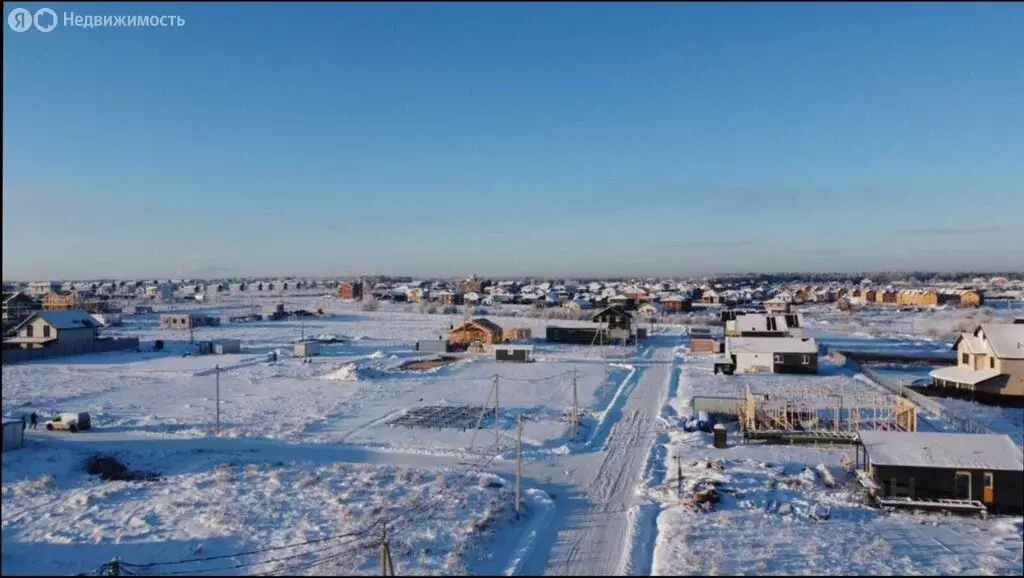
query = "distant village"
xmin=3 ymin=273 xmax=1021 ymax=335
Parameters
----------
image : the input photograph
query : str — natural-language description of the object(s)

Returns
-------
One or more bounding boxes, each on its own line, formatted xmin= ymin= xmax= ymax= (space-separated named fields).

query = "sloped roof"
xmin=726 ymin=337 xmax=817 ymax=354
xmin=453 ymin=318 xmax=502 ymax=334
xmin=16 ymin=310 xmax=99 ymax=331
xmin=929 ymin=366 xmax=1002 ymax=386
xmin=952 ymin=334 xmax=992 ymax=356
xmin=591 ymin=305 xmax=633 ymax=320
xmin=859 ymin=431 xmax=1023 ymax=471
xmin=974 ymin=324 xmax=1024 ymax=359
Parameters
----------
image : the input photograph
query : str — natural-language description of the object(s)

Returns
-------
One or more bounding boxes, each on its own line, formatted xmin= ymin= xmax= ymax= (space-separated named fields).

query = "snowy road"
xmin=519 ymin=339 xmax=678 ymax=576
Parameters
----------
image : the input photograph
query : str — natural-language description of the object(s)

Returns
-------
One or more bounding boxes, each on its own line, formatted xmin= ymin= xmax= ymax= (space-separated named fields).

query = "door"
xmin=954 ymin=471 xmax=972 ymax=500
xmin=983 ymin=472 xmax=994 ymax=504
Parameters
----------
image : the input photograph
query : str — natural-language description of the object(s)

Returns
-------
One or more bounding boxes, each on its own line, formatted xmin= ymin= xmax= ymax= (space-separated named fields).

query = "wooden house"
xmin=459 ymin=278 xmax=484 ymax=294
xmin=958 ymin=290 xmax=984 ymax=308
xmin=701 ymin=289 xmax=722 ymax=305
xmin=897 ymin=290 xmax=939 ymax=307
xmin=591 ymin=305 xmax=633 ymax=331
xmin=500 ymin=327 xmax=533 ymax=342
xmin=448 ymin=318 xmax=504 ymax=347
xmin=660 ymin=295 xmax=692 ymax=313
xmin=862 ymin=289 xmax=877 ymax=303
xmin=337 ymin=281 xmax=364 ymax=301
xmin=856 ymin=431 xmax=1023 ymax=514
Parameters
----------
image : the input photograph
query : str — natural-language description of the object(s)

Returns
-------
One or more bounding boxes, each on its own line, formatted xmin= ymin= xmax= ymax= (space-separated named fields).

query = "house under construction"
xmin=738 ymin=384 xmax=917 ymax=444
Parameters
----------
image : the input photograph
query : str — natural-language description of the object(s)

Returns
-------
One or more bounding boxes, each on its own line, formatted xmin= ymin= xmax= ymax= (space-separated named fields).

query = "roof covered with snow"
xmin=974 ymin=324 xmax=1024 ymax=359
xmin=726 ymin=337 xmax=817 ymax=354
xmin=24 ymin=310 xmax=99 ymax=330
xmin=929 ymin=366 xmax=1003 ymax=386
xmin=859 ymin=431 xmax=1024 ymax=471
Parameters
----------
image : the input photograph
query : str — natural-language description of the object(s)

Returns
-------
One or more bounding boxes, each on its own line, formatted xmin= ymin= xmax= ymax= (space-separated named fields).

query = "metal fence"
xmin=828 ymin=348 xmax=995 ymax=436
xmin=2 ymin=338 xmax=140 ymax=365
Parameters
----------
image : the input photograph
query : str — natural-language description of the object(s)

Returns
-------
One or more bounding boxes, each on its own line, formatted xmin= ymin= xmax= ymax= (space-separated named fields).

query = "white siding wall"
xmin=735 ymin=352 xmax=775 ymax=374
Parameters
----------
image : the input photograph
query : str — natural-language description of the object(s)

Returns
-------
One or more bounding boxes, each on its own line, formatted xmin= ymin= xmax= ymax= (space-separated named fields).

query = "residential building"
xmin=159 ymin=313 xmax=221 ymax=330
xmin=929 ymin=323 xmax=1024 ymax=401
xmin=724 ymin=313 xmax=804 ymax=338
xmin=721 ymin=337 xmax=819 ymax=374
xmin=856 ymin=431 xmax=1023 ymax=514
xmin=5 ymin=310 xmax=100 ymax=350
xmin=337 ymin=281 xmax=364 ymax=300
xmin=449 ymin=318 xmax=504 ymax=347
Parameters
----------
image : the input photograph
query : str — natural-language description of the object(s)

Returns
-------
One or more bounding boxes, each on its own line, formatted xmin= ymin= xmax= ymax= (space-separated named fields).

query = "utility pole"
xmin=494 ymin=374 xmax=500 ymax=452
xmin=380 ymin=506 xmax=395 ymax=576
xmin=516 ymin=413 xmax=523 ymax=520
xmin=189 ymin=321 xmax=194 ymax=345
xmin=676 ymin=454 xmax=683 ymax=496
xmin=571 ymin=367 xmax=579 ymax=441
xmin=300 ymin=314 xmax=305 ymax=341
xmin=215 ymin=364 xmax=221 ymax=435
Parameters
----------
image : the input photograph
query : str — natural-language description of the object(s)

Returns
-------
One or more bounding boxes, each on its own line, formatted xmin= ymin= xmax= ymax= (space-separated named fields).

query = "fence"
xmin=2 ymin=338 xmax=140 ymax=365
xmin=828 ymin=348 xmax=994 ymax=436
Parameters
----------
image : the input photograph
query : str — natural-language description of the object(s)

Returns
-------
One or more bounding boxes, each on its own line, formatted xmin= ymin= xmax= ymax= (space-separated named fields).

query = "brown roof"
xmin=470 ymin=318 xmax=503 ymax=332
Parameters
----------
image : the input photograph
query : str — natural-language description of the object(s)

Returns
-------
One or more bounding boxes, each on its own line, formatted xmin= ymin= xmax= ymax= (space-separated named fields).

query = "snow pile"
xmin=369 ymin=350 xmax=386 ymax=359
xmin=322 ymin=363 xmax=359 ymax=382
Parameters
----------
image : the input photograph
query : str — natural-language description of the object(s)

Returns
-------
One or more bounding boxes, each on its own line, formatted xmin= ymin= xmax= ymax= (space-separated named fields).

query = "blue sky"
xmin=3 ymin=2 xmax=1022 ymax=280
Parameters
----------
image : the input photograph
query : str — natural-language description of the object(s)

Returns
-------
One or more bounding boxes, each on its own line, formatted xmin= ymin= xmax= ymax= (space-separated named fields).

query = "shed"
xmin=211 ymin=339 xmax=241 ymax=355
xmin=295 ymin=340 xmax=321 ymax=358
xmin=495 ymin=345 xmax=535 ymax=363
xmin=415 ymin=340 xmax=451 ymax=354
xmin=3 ymin=419 xmax=25 ymax=451
xmin=857 ymin=431 xmax=1024 ymax=513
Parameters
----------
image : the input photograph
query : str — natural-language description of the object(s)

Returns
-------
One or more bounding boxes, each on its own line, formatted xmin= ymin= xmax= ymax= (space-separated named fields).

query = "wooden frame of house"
xmin=449 ymin=318 xmax=504 ymax=347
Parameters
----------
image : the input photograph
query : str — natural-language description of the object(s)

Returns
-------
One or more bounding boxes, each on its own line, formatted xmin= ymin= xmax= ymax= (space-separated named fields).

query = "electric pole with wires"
xmin=571 ymin=367 xmax=579 ymax=441
xmin=515 ymin=413 xmax=523 ymax=520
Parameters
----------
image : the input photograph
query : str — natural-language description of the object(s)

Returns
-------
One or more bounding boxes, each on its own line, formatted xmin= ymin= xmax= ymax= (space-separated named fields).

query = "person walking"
xmin=30 ymin=412 xmax=38 ymax=429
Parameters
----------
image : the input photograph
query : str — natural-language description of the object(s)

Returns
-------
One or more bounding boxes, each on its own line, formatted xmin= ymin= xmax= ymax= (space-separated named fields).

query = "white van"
xmin=45 ymin=412 xmax=92 ymax=433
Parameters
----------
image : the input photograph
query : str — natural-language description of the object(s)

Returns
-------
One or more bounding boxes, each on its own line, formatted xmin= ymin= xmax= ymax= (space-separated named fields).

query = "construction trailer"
xmin=294 ymin=340 xmax=322 ymax=358
xmin=211 ymin=339 xmax=241 ymax=355
xmin=856 ymin=431 xmax=1023 ymax=514
xmin=738 ymin=384 xmax=917 ymax=443
xmin=495 ymin=344 xmax=535 ymax=363
xmin=415 ymin=340 xmax=451 ymax=354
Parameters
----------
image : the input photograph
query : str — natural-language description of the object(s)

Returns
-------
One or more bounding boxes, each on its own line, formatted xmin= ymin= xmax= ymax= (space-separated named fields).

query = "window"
xmin=25 ymin=325 xmax=33 ymax=337
xmin=990 ymin=357 xmax=995 ymax=369
xmin=801 ymin=354 xmax=811 ymax=365
xmin=962 ymin=353 xmax=969 ymax=365
xmin=773 ymin=353 xmax=784 ymax=363
xmin=43 ymin=325 xmax=51 ymax=338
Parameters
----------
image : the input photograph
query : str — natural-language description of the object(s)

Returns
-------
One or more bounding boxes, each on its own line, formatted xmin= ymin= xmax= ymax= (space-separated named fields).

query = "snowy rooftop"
xmin=726 ymin=337 xmax=818 ymax=354
xmin=929 ymin=366 xmax=1002 ymax=386
xmin=975 ymin=324 xmax=1024 ymax=359
xmin=26 ymin=310 xmax=99 ymax=330
xmin=859 ymin=431 xmax=1024 ymax=471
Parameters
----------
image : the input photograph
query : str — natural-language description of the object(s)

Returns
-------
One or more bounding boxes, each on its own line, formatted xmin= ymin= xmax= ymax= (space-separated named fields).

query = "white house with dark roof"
xmin=930 ymin=323 xmax=1024 ymax=399
xmin=4 ymin=310 xmax=100 ymax=349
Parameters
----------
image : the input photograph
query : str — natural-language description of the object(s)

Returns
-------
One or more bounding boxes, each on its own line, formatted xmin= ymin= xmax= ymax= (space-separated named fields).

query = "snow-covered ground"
xmin=1 ymin=435 xmax=553 ymax=576
xmin=5 ymin=299 xmax=1024 ymax=576
xmin=645 ymin=358 xmax=1024 ymax=576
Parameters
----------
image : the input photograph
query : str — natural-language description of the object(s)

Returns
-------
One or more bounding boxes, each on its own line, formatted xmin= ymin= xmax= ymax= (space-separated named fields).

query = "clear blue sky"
xmin=3 ymin=2 xmax=1023 ymax=280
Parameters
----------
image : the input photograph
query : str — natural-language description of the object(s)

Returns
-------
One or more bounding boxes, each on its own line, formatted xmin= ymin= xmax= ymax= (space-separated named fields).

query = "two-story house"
xmin=4 ymin=310 xmax=100 ymax=350
xmin=929 ymin=324 xmax=1024 ymax=402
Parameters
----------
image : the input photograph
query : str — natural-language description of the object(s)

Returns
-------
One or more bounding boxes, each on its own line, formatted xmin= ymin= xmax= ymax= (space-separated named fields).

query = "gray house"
xmin=5 ymin=310 xmax=100 ymax=349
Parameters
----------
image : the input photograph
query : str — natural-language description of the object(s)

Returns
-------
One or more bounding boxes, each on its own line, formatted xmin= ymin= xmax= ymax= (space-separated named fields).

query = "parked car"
xmin=45 ymin=412 xmax=92 ymax=433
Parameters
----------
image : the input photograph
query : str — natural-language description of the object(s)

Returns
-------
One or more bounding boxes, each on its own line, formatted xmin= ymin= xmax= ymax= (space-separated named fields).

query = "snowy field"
xmin=646 ymin=359 xmax=1024 ymax=576
xmin=2 ymin=300 xmax=642 ymax=456
xmin=1 ymin=436 xmax=552 ymax=576
xmin=4 ymin=297 xmax=1024 ymax=576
